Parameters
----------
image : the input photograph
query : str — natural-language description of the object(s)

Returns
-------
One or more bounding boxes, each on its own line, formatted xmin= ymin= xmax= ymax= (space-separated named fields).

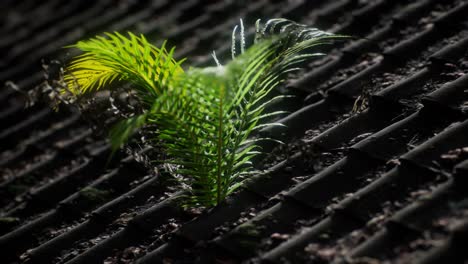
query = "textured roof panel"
xmin=1 ymin=0 xmax=467 ymax=263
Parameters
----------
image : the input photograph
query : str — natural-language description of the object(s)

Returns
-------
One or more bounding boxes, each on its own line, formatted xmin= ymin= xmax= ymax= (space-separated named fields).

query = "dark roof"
xmin=1 ymin=0 xmax=468 ymax=263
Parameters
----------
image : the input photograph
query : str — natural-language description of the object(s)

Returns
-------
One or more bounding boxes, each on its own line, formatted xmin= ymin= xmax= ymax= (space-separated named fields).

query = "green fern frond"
xmin=64 ymin=32 xmax=185 ymax=102
xmin=108 ymin=113 xmax=147 ymax=154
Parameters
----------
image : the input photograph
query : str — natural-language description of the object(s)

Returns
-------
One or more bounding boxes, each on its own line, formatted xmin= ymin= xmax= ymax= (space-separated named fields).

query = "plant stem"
xmin=216 ymin=89 xmax=224 ymax=205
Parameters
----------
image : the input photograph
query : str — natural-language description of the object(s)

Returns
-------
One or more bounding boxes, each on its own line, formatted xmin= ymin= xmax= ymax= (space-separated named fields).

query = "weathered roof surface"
xmin=1 ymin=0 xmax=468 ymax=263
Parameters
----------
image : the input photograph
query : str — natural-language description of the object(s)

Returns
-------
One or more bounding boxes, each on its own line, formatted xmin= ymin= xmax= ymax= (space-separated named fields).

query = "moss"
xmin=0 ymin=217 xmax=20 ymax=224
xmin=237 ymin=223 xmax=261 ymax=237
xmin=79 ymin=187 xmax=111 ymax=203
xmin=7 ymin=184 xmax=29 ymax=194
xmin=232 ymin=222 xmax=267 ymax=251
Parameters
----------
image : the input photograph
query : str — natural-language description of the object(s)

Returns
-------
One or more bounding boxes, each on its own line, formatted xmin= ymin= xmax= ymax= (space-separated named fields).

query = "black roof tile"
xmin=1 ymin=0 xmax=468 ymax=263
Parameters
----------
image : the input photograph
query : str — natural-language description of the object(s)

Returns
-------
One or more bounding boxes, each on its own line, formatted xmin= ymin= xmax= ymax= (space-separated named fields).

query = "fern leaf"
xmin=65 ymin=32 xmax=185 ymax=101
xmin=108 ymin=113 xmax=147 ymax=153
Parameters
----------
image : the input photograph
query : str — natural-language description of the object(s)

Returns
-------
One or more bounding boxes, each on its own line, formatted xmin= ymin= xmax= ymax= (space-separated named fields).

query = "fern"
xmin=62 ymin=19 xmax=347 ymax=207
